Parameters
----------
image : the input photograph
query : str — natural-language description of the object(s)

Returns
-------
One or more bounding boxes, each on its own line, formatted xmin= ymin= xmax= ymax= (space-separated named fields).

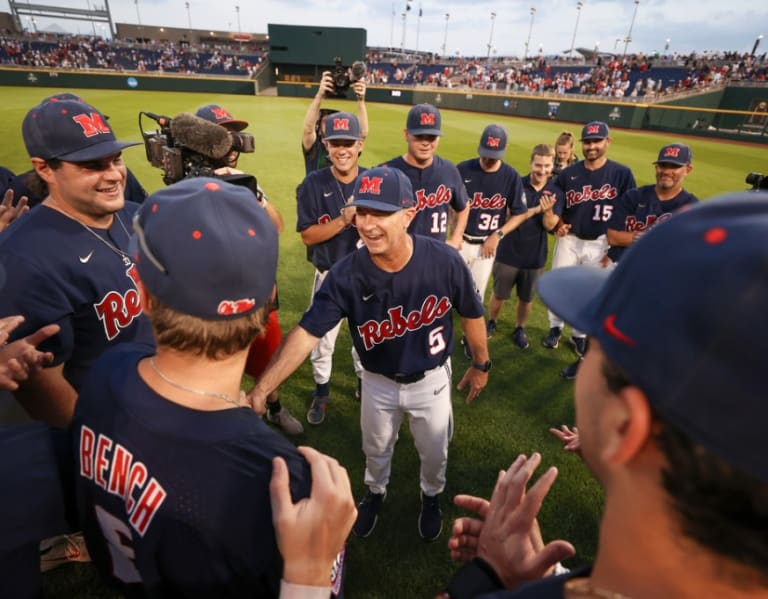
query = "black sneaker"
xmin=561 ymin=357 xmax=582 ymax=380
xmin=486 ymin=319 xmax=497 ymax=338
xmin=418 ymin=492 xmax=443 ymax=542
xmin=512 ymin=326 xmax=530 ymax=349
xmin=571 ymin=336 xmax=587 ymax=357
xmin=460 ymin=335 xmax=472 ymax=360
xmin=306 ymin=393 xmax=329 ymax=425
xmin=543 ymin=326 xmax=562 ymax=349
xmin=353 ymin=491 xmax=385 ymax=538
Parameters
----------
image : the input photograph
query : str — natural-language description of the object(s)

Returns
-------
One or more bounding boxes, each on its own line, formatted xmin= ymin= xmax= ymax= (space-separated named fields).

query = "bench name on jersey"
xmin=566 ymin=184 xmax=617 ymax=208
xmin=357 ymin=295 xmax=452 ymax=350
xmin=415 ymin=184 xmax=452 ymax=212
xmin=470 ymin=192 xmax=506 ymax=209
xmin=79 ymin=425 xmax=167 ymax=537
xmin=94 ymin=264 xmax=143 ymax=341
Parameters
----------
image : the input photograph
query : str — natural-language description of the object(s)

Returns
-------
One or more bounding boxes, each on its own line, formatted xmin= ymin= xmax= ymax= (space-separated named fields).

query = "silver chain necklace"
xmin=148 ymin=357 xmax=246 ymax=409
xmin=50 ymin=201 xmax=133 ymax=266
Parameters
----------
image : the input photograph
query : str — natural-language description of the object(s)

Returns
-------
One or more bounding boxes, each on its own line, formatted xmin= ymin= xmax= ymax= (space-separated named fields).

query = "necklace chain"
xmin=50 ymin=201 xmax=133 ymax=266
xmin=148 ymin=358 xmax=245 ymax=409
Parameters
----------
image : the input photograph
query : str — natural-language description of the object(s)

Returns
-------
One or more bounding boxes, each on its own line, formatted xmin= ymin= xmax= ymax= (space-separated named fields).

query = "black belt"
xmin=382 ymin=371 xmax=426 ymax=384
xmin=463 ymin=235 xmax=487 ymax=245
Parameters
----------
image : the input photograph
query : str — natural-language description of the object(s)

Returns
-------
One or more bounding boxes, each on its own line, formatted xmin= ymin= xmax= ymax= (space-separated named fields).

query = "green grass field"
xmin=1 ymin=85 xmax=763 ymax=598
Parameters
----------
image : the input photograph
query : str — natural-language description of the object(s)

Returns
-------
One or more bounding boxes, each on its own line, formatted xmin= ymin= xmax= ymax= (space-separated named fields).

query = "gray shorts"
xmin=492 ymin=262 xmax=543 ymax=303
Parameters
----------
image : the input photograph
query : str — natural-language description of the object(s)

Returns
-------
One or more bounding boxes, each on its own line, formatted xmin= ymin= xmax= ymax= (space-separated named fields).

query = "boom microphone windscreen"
xmin=170 ymin=112 xmax=232 ymax=160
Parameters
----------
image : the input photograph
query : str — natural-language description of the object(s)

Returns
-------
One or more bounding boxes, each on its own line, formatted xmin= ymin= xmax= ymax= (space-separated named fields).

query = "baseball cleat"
xmin=561 ymin=357 xmax=583 ymax=380
xmin=306 ymin=393 xmax=330 ymax=425
xmin=543 ymin=326 xmax=562 ymax=349
xmin=486 ymin=319 xmax=497 ymax=338
xmin=418 ymin=492 xmax=443 ymax=542
xmin=266 ymin=407 xmax=304 ymax=435
xmin=513 ymin=326 xmax=530 ymax=349
xmin=353 ymin=491 xmax=385 ymax=538
xmin=571 ymin=335 xmax=587 ymax=357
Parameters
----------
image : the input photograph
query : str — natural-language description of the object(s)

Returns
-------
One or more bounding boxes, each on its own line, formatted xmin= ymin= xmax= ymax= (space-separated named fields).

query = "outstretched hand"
xmin=549 ymin=425 xmax=581 ymax=456
xmin=270 ymin=446 xmax=357 ymax=588
xmin=448 ymin=453 xmax=575 ymax=590
xmin=0 ymin=317 xmax=60 ymax=391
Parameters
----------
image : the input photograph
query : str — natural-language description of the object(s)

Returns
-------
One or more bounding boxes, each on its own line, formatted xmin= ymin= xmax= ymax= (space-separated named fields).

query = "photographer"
xmin=301 ymin=66 xmax=368 ymax=174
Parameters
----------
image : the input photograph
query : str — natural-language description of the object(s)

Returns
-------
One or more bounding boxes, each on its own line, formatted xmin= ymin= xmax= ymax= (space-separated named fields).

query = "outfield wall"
xmin=279 ymin=80 xmax=768 ymax=144
xmin=0 ymin=67 xmax=256 ymax=95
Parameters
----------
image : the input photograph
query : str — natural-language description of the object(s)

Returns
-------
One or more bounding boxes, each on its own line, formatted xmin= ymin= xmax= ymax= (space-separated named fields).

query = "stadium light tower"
xmin=524 ymin=7 xmax=536 ymax=61
xmin=441 ymin=13 xmax=449 ymax=58
xmin=622 ymin=0 xmax=640 ymax=58
xmin=486 ymin=11 xmax=497 ymax=63
xmin=752 ymin=34 xmax=764 ymax=57
xmin=569 ymin=1 xmax=584 ymax=59
xmin=185 ymin=2 xmax=192 ymax=32
xmin=134 ymin=0 xmax=141 ymax=26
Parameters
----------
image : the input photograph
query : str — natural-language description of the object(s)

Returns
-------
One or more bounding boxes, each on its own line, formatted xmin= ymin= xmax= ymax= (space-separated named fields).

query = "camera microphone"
xmin=170 ymin=112 xmax=232 ymax=160
xmin=142 ymin=111 xmax=173 ymax=127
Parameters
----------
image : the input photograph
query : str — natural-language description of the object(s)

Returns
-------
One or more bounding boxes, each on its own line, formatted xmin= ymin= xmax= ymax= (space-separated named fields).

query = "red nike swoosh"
xmin=603 ymin=314 xmax=636 ymax=347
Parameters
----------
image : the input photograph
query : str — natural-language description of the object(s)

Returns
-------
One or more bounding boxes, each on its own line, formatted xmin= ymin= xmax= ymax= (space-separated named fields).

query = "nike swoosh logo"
xmin=434 ymin=385 xmax=447 ymax=395
xmin=638 ymin=204 xmax=647 ymax=207
xmin=323 ymin=191 xmax=334 ymax=197
xmin=464 ymin=179 xmax=472 ymax=184
xmin=79 ymin=251 xmax=94 ymax=263
xmin=362 ymin=293 xmax=375 ymax=301
xmin=570 ymin=176 xmax=578 ymax=180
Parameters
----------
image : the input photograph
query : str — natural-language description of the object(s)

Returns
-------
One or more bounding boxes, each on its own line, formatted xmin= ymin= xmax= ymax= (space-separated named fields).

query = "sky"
xmin=4 ymin=0 xmax=766 ymax=58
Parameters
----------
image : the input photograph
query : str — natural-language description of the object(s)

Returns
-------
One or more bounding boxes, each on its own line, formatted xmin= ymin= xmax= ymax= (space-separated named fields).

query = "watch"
xmin=495 ymin=229 xmax=505 ymax=239
xmin=471 ymin=360 xmax=493 ymax=372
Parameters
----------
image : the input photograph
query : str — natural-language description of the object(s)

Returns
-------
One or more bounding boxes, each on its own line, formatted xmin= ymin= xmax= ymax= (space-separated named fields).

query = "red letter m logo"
xmin=586 ymin=124 xmax=600 ymax=135
xmin=663 ymin=147 xmax=680 ymax=158
xmin=358 ymin=176 xmax=383 ymax=195
xmin=420 ymin=113 xmax=436 ymax=126
xmin=486 ymin=136 xmax=500 ymax=148
xmin=211 ymin=107 xmax=233 ymax=121
xmin=72 ymin=113 xmax=112 ymax=138
xmin=332 ymin=117 xmax=350 ymax=131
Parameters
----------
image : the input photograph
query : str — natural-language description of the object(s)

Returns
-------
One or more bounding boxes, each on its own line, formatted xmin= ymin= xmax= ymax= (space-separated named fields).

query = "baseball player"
xmin=302 ymin=71 xmax=368 ymax=174
xmin=606 ymin=142 xmax=698 ymax=263
xmin=297 ymin=112 xmax=366 ymax=425
xmin=194 ymin=102 xmax=303 ymax=435
xmin=382 ymin=103 xmax=470 ymax=248
xmin=486 ymin=144 xmax=562 ymax=349
xmin=544 ymin=121 xmax=636 ymax=358
xmin=72 ymin=178 xmax=346 ymax=597
xmin=456 ymin=124 xmax=526 ymax=303
xmin=0 ymin=97 xmax=153 ymax=426
xmin=249 ymin=166 xmax=490 ymax=543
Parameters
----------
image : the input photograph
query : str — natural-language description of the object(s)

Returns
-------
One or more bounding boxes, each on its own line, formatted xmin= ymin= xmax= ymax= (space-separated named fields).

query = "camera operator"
xmin=301 ymin=66 xmax=368 ymax=174
xmin=193 ymin=103 xmax=303 ymax=436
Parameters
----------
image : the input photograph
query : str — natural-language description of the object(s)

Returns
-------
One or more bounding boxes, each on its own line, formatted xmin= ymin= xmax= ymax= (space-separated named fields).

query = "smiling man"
xmin=250 ymin=166 xmax=490 ymax=543
xmin=0 ymin=98 xmax=153 ymax=425
xmin=606 ymin=143 xmax=698 ymax=263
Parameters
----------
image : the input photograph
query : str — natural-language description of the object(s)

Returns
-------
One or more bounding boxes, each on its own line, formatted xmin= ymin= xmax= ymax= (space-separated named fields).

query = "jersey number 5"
xmin=429 ymin=326 xmax=447 ymax=355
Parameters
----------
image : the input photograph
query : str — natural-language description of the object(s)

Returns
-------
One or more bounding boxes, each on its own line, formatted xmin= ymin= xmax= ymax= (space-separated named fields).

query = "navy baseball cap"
xmin=131 ymin=177 xmax=278 ymax=320
xmin=580 ymin=121 xmax=609 ymax=140
xmin=22 ymin=100 xmax=139 ymax=162
xmin=348 ymin=167 xmax=415 ymax=213
xmin=323 ymin=112 xmax=363 ymax=141
xmin=478 ymin=124 xmax=508 ymax=159
xmin=195 ymin=104 xmax=248 ymax=131
xmin=406 ymin=103 xmax=442 ymax=136
xmin=537 ymin=193 xmax=768 ymax=482
xmin=654 ymin=143 xmax=693 ymax=166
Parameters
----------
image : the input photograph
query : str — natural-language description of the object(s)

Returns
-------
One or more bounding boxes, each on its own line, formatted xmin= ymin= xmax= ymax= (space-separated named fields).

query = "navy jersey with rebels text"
xmin=556 ymin=160 xmax=636 ymax=240
xmin=496 ymin=176 xmax=564 ymax=270
xmin=382 ymin=155 xmax=469 ymax=241
xmin=0 ymin=203 xmax=153 ymax=391
xmin=457 ymin=158 xmax=526 ymax=239
xmin=606 ymin=185 xmax=698 ymax=262
xmin=299 ymin=235 xmax=484 ymax=376
xmin=73 ymin=344 xmax=315 ymax=599
xmin=296 ymin=166 xmax=366 ymax=272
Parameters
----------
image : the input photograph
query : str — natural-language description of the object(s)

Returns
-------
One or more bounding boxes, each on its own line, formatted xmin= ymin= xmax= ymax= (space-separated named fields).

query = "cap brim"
xmin=653 ymin=160 xmax=688 ymax=166
xmin=57 ymin=140 xmax=142 ymax=162
xmin=324 ymin=134 xmax=363 ymax=141
xmin=580 ymin=136 xmax=607 ymax=141
xmin=407 ymin=128 xmax=443 ymax=136
xmin=218 ymin=119 xmax=249 ymax=132
xmin=537 ymin=266 xmax=612 ymax=335
xmin=478 ymin=146 xmax=506 ymax=159
xmin=348 ymin=199 xmax=405 ymax=212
